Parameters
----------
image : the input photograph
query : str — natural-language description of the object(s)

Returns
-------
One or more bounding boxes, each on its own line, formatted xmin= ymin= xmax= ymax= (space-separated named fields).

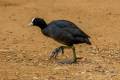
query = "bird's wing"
xmin=42 ymin=25 xmax=74 ymax=45
xmin=54 ymin=21 xmax=90 ymax=38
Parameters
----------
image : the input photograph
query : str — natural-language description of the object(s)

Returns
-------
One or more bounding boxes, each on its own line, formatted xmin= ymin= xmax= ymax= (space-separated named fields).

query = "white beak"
xmin=28 ymin=22 xmax=33 ymax=26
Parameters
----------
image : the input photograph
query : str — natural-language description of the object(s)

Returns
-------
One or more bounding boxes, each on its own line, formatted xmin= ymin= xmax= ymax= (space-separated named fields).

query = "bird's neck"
xmin=38 ymin=21 xmax=47 ymax=30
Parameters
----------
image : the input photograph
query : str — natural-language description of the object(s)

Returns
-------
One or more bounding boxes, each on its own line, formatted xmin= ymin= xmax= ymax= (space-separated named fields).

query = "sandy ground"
xmin=0 ymin=0 xmax=120 ymax=80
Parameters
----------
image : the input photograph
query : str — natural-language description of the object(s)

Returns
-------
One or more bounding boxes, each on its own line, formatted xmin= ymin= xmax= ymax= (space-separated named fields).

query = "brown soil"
xmin=0 ymin=0 xmax=120 ymax=80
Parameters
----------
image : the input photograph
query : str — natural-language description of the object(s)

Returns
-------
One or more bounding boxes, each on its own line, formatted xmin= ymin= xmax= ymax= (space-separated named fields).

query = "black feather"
xmin=31 ymin=18 xmax=91 ymax=46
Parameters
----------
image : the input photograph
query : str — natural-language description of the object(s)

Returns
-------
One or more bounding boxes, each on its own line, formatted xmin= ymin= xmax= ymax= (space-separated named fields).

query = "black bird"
xmin=29 ymin=17 xmax=91 ymax=64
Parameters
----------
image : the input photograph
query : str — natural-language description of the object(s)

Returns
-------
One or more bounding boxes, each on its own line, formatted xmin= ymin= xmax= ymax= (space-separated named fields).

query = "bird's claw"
xmin=57 ymin=59 xmax=77 ymax=64
xmin=49 ymin=47 xmax=64 ymax=59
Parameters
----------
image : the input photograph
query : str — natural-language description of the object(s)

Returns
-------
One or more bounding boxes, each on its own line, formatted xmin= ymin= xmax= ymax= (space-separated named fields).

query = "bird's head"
xmin=29 ymin=17 xmax=47 ymax=29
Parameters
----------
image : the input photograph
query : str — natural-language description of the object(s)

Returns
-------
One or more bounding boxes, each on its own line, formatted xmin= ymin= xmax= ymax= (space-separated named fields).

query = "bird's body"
xmin=30 ymin=18 xmax=91 ymax=64
xmin=42 ymin=20 xmax=91 ymax=46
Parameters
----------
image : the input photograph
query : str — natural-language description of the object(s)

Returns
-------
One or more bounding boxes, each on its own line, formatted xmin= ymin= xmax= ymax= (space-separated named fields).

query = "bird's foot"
xmin=57 ymin=59 xmax=77 ymax=64
xmin=49 ymin=47 xmax=64 ymax=59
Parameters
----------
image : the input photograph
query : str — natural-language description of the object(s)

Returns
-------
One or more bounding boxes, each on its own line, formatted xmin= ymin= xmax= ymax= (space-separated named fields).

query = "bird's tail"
xmin=86 ymin=41 xmax=92 ymax=45
xmin=85 ymin=38 xmax=92 ymax=45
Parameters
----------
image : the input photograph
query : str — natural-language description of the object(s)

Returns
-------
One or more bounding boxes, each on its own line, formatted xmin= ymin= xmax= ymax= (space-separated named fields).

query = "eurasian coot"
xmin=29 ymin=17 xmax=91 ymax=64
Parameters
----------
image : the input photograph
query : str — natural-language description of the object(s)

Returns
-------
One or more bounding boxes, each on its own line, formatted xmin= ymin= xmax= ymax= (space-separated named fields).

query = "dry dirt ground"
xmin=0 ymin=0 xmax=120 ymax=80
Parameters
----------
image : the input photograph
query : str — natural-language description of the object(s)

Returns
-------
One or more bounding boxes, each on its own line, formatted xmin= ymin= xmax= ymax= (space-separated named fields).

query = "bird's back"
xmin=49 ymin=20 xmax=90 ymax=37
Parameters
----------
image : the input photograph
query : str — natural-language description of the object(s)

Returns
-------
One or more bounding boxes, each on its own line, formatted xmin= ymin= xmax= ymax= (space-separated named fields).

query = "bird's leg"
xmin=72 ymin=46 xmax=77 ymax=63
xmin=49 ymin=46 xmax=64 ymax=59
xmin=49 ymin=46 xmax=77 ymax=64
xmin=58 ymin=46 xmax=77 ymax=64
xmin=49 ymin=46 xmax=72 ymax=59
xmin=59 ymin=46 xmax=64 ymax=54
xmin=53 ymin=46 xmax=64 ymax=58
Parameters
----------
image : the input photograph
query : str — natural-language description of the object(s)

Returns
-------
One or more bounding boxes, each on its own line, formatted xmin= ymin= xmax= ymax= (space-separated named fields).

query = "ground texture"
xmin=0 ymin=0 xmax=120 ymax=80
